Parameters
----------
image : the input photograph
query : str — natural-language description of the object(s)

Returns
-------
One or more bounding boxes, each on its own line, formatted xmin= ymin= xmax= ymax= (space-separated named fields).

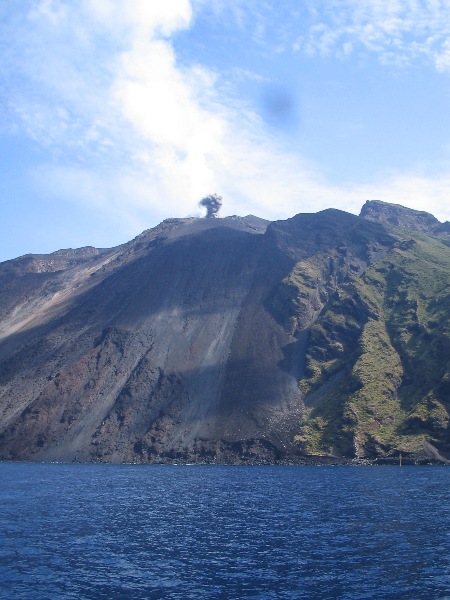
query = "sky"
xmin=2 ymin=0 xmax=450 ymax=262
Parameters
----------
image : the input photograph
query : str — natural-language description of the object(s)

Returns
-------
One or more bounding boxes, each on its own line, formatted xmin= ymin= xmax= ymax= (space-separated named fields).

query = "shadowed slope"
xmin=1 ymin=205 xmax=449 ymax=464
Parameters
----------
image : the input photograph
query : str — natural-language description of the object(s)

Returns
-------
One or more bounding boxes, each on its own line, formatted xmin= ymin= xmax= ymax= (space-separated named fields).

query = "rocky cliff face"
xmin=280 ymin=205 xmax=450 ymax=463
xmin=0 ymin=204 xmax=449 ymax=464
xmin=360 ymin=199 xmax=450 ymax=242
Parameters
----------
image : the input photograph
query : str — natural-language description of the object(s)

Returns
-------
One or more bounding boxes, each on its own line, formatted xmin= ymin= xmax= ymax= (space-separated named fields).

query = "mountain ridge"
xmin=0 ymin=203 xmax=449 ymax=464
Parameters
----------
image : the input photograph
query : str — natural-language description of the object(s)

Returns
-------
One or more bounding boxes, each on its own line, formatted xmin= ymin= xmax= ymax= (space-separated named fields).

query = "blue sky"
xmin=2 ymin=0 xmax=450 ymax=262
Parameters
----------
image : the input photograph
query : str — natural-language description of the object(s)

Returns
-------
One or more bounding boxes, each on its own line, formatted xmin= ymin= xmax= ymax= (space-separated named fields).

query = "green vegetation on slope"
xmin=286 ymin=229 xmax=450 ymax=459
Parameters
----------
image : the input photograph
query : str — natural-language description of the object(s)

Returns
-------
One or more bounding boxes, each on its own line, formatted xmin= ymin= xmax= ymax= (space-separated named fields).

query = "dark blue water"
xmin=1 ymin=464 xmax=450 ymax=599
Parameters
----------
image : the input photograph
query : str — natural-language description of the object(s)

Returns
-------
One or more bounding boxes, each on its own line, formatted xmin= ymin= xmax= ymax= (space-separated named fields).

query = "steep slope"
xmin=1 ymin=203 xmax=449 ymax=464
xmin=287 ymin=205 xmax=450 ymax=462
xmin=1 ymin=215 xmax=304 ymax=463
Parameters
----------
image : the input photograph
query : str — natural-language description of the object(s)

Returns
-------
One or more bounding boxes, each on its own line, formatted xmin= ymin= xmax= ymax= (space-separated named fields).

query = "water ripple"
xmin=1 ymin=464 xmax=450 ymax=599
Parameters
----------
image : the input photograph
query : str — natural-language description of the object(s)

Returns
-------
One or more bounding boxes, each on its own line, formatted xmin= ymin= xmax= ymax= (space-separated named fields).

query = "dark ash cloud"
xmin=199 ymin=193 xmax=223 ymax=218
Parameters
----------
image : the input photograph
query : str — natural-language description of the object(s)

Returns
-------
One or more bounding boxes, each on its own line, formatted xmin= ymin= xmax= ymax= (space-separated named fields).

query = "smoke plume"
xmin=199 ymin=193 xmax=223 ymax=218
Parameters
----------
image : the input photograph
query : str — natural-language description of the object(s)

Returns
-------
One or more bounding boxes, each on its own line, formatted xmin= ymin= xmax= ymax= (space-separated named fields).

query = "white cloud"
xmin=84 ymin=0 xmax=193 ymax=38
xmin=8 ymin=0 xmax=346 ymax=228
xmin=2 ymin=0 xmax=450 ymax=256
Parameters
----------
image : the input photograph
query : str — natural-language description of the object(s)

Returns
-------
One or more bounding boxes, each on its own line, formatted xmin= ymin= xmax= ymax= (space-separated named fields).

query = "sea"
xmin=1 ymin=463 xmax=450 ymax=599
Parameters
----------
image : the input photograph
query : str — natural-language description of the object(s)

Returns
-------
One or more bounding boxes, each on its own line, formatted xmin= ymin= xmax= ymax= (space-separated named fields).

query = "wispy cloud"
xmin=192 ymin=0 xmax=450 ymax=71
xmin=295 ymin=0 xmax=450 ymax=71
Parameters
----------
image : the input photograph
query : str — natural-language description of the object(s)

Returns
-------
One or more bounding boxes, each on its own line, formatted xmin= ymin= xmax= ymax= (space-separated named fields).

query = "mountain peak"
xmin=1 ymin=202 xmax=450 ymax=464
xmin=360 ymin=199 xmax=439 ymax=232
